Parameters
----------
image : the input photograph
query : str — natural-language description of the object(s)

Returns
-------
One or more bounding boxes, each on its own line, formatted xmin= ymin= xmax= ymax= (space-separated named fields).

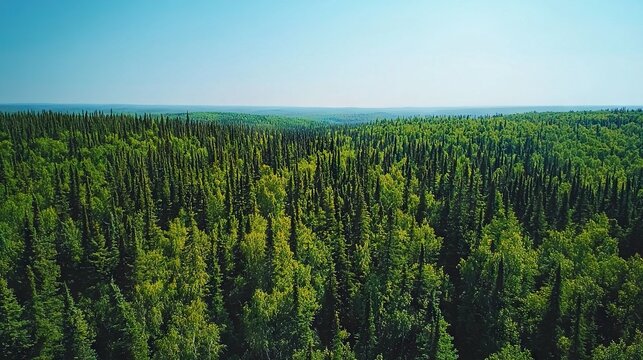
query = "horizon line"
xmin=1 ymin=102 xmax=642 ymax=110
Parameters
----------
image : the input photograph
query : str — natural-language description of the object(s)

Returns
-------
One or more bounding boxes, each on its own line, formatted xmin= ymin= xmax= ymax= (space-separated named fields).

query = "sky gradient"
xmin=1 ymin=0 xmax=642 ymax=107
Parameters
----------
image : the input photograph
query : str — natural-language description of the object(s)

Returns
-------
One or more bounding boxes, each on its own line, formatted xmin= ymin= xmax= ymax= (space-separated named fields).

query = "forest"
xmin=0 ymin=109 xmax=641 ymax=360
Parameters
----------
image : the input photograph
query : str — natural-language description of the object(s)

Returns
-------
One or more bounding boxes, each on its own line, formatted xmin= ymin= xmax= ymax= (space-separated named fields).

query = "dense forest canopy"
xmin=0 ymin=110 xmax=641 ymax=359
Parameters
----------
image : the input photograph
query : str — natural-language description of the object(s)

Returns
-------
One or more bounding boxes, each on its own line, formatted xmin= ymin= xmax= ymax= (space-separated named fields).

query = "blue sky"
xmin=1 ymin=0 xmax=642 ymax=107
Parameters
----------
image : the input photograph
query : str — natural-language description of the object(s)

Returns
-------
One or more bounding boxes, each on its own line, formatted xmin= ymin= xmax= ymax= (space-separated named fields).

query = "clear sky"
xmin=1 ymin=0 xmax=642 ymax=107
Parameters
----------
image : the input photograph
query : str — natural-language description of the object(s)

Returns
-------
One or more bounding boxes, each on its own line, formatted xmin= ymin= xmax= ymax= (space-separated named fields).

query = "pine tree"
xmin=0 ymin=279 xmax=32 ymax=358
xmin=569 ymin=296 xmax=586 ymax=360
xmin=317 ymin=267 xmax=339 ymax=348
xmin=62 ymin=286 xmax=97 ymax=360
xmin=95 ymin=282 xmax=148 ymax=359
xmin=15 ymin=215 xmax=36 ymax=302
xmin=538 ymin=264 xmax=563 ymax=360
xmin=206 ymin=232 xmax=228 ymax=327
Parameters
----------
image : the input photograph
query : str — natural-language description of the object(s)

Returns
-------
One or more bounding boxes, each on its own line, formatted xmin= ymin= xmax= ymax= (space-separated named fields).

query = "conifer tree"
xmin=62 ymin=286 xmax=97 ymax=360
xmin=0 ymin=279 xmax=32 ymax=358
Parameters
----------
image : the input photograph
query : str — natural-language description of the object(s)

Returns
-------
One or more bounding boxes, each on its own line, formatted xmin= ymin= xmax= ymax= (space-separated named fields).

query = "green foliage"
xmin=458 ymin=211 xmax=536 ymax=357
xmin=62 ymin=287 xmax=97 ymax=360
xmin=591 ymin=331 xmax=643 ymax=360
xmin=0 ymin=279 xmax=31 ymax=358
xmin=0 ymin=109 xmax=641 ymax=359
xmin=485 ymin=344 xmax=534 ymax=360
